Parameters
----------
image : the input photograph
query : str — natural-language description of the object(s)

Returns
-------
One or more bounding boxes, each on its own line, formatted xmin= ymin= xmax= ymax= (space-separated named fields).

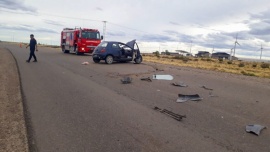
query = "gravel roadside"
xmin=0 ymin=48 xmax=29 ymax=152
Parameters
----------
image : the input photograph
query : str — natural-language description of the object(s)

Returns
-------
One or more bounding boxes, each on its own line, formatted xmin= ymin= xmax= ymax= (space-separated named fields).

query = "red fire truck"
xmin=61 ymin=27 xmax=103 ymax=55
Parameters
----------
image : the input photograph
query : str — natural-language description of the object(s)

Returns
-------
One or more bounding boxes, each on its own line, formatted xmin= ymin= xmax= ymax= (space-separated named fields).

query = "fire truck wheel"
xmin=62 ymin=47 xmax=69 ymax=53
xmin=75 ymin=50 xmax=80 ymax=55
xmin=93 ymin=59 xmax=100 ymax=63
xmin=105 ymin=55 xmax=114 ymax=64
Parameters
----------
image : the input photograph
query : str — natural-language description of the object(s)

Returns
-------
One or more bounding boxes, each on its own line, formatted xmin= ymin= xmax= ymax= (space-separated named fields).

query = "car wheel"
xmin=93 ymin=59 xmax=100 ymax=63
xmin=105 ymin=55 xmax=114 ymax=64
xmin=134 ymin=55 xmax=142 ymax=64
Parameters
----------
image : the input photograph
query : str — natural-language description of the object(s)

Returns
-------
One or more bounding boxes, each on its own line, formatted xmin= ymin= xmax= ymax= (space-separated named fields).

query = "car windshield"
xmin=99 ymin=42 xmax=108 ymax=48
xmin=81 ymin=31 xmax=100 ymax=39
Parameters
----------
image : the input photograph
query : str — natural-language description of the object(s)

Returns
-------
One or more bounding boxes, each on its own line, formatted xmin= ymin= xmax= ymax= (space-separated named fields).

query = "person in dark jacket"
xmin=26 ymin=34 xmax=38 ymax=62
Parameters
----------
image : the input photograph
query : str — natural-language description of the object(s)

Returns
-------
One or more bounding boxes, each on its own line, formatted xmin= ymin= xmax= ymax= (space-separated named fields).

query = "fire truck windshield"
xmin=81 ymin=31 xmax=100 ymax=39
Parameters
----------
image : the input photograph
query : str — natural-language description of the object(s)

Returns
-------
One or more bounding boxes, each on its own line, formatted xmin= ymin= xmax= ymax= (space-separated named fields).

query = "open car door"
xmin=126 ymin=40 xmax=141 ymax=62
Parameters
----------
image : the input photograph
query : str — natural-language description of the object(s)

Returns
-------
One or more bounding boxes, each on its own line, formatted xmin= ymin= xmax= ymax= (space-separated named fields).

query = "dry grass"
xmin=143 ymin=55 xmax=270 ymax=78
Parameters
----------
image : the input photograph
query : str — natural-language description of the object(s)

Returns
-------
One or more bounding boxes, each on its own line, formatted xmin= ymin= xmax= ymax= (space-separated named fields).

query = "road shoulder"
xmin=0 ymin=48 xmax=29 ymax=152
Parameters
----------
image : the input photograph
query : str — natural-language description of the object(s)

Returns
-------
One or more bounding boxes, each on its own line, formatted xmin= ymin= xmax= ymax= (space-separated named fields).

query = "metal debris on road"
xmin=171 ymin=82 xmax=188 ymax=87
xmin=246 ymin=124 xmax=267 ymax=136
xmin=141 ymin=77 xmax=152 ymax=82
xmin=201 ymin=85 xmax=213 ymax=90
xmin=81 ymin=61 xmax=89 ymax=65
xmin=121 ymin=77 xmax=132 ymax=84
xmin=153 ymin=74 xmax=173 ymax=80
xmin=176 ymin=94 xmax=202 ymax=103
xmin=153 ymin=106 xmax=186 ymax=121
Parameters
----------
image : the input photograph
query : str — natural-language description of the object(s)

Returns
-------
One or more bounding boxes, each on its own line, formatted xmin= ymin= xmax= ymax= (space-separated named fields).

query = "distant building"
xmin=211 ymin=52 xmax=230 ymax=59
xmin=195 ymin=51 xmax=211 ymax=57
xmin=175 ymin=50 xmax=192 ymax=56
xmin=160 ymin=52 xmax=166 ymax=55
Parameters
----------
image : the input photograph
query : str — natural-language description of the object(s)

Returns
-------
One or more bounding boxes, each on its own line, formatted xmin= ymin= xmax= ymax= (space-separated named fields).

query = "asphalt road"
xmin=2 ymin=43 xmax=270 ymax=152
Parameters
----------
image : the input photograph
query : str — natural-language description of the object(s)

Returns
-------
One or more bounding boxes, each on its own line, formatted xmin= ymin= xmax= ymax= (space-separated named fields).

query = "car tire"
xmin=134 ymin=55 xmax=142 ymax=64
xmin=93 ymin=59 xmax=100 ymax=63
xmin=105 ymin=55 xmax=114 ymax=64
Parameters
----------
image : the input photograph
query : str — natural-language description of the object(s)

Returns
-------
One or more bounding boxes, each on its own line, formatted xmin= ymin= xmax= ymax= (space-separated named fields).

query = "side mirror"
xmin=101 ymin=35 xmax=103 ymax=40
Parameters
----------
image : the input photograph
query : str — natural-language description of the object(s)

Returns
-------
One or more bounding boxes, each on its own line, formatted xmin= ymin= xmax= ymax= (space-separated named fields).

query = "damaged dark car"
xmin=92 ymin=39 xmax=143 ymax=64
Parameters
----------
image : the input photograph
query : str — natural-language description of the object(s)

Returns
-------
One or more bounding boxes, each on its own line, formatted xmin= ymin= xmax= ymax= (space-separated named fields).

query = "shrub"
xmin=154 ymin=51 xmax=160 ymax=57
xmin=201 ymin=58 xmax=206 ymax=61
xmin=227 ymin=61 xmax=233 ymax=64
xmin=162 ymin=56 xmax=169 ymax=58
xmin=193 ymin=58 xmax=199 ymax=61
xmin=261 ymin=63 xmax=270 ymax=68
xmin=252 ymin=63 xmax=257 ymax=68
xmin=206 ymin=58 xmax=212 ymax=62
xmin=182 ymin=58 xmax=189 ymax=63
xmin=218 ymin=58 xmax=223 ymax=63
xmin=238 ymin=63 xmax=245 ymax=67
xmin=241 ymin=71 xmax=256 ymax=76
xmin=174 ymin=56 xmax=184 ymax=60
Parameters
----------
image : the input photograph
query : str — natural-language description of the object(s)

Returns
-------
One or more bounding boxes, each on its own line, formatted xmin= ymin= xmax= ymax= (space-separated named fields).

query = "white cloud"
xmin=0 ymin=0 xmax=270 ymax=59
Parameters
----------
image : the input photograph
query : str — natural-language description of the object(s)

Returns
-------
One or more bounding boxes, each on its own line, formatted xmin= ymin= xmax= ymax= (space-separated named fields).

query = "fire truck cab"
xmin=61 ymin=27 xmax=103 ymax=55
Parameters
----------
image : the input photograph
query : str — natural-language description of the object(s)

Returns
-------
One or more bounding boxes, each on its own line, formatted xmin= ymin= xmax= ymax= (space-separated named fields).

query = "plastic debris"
xmin=171 ymin=82 xmax=188 ymax=87
xmin=201 ymin=85 xmax=213 ymax=90
xmin=154 ymin=106 xmax=186 ymax=121
xmin=141 ymin=77 xmax=152 ymax=82
xmin=81 ymin=61 xmax=89 ymax=65
xmin=153 ymin=74 xmax=173 ymax=80
xmin=246 ymin=124 xmax=266 ymax=136
xmin=176 ymin=94 xmax=202 ymax=103
xmin=121 ymin=77 xmax=132 ymax=84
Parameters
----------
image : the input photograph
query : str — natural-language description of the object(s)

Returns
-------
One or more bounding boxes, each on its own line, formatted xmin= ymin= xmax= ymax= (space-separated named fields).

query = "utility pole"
xmin=103 ymin=21 xmax=107 ymax=41
xmin=260 ymin=44 xmax=263 ymax=60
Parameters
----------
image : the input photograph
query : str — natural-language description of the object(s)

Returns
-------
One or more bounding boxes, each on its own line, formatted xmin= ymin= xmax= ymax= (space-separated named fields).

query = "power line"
xmin=1 ymin=9 xmax=150 ymax=35
xmin=108 ymin=22 xmax=150 ymax=34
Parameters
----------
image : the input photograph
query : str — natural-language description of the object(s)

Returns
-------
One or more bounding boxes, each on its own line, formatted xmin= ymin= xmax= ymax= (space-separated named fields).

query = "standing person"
xmin=26 ymin=34 xmax=38 ymax=62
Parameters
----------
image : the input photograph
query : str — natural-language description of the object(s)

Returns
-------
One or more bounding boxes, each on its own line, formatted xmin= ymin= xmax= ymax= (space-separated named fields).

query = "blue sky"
xmin=0 ymin=0 xmax=270 ymax=59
